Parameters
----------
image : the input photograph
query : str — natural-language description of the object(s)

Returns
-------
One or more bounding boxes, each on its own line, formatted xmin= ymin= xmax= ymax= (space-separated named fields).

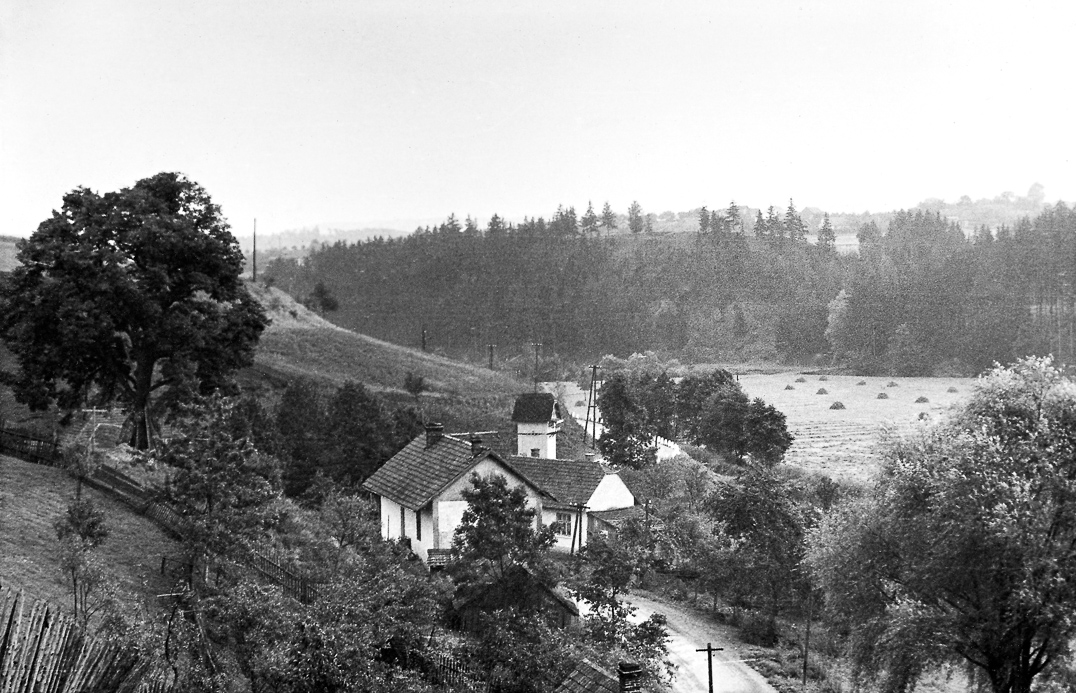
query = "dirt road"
xmin=626 ymin=594 xmax=778 ymax=693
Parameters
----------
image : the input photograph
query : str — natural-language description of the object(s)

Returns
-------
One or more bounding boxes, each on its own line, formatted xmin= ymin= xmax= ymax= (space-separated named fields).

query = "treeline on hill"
xmin=265 ymin=201 xmax=1076 ymax=376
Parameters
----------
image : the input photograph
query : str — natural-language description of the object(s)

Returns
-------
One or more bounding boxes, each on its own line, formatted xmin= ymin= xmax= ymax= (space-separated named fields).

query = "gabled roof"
xmin=511 ymin=392 xmax=561 ymax=424
xmin=362 ymin=434 xmax=544 ymax=510
xmin=507 ymin=456 xmax=610 ymax=507
xmin=589 ymin=505 xmax=661 ymax=530
xmin=554 ymin=659 xmax=618 ymax=693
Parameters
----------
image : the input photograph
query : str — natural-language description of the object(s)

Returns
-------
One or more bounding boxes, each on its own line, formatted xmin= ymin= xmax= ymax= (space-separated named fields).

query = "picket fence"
xmin=0 ymin=421 xmax=322 ymax=604
xmin=0 ymin=586 xmax=168 ymax=693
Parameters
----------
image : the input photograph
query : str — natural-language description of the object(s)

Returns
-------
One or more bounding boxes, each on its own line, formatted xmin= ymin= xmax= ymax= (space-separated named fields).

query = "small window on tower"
xmin=530 ymin=448 xmax=540 ymax=457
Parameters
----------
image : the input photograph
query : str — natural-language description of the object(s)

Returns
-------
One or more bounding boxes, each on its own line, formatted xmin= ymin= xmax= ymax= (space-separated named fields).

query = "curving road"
xmin=626 ymin=594 xmax=778 ymax=693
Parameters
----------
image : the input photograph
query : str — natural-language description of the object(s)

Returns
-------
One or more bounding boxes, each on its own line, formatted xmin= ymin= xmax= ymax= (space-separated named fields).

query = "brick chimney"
xmin=617 ymin=661 xmax=643 ymax=693
xmin=470 ymin=435 xmax=485 ymax=456
xmin=425 ymin=423 xmax=444 ymax=448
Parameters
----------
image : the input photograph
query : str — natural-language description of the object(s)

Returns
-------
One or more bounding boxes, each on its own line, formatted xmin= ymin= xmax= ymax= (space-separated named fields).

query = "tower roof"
xmin=511 ymin=392 xmax=561 ymax=423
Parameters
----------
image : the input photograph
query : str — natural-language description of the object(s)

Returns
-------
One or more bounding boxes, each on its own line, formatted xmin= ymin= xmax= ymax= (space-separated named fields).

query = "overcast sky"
xmin=1 ymin=0 xmax=1073 ymax=237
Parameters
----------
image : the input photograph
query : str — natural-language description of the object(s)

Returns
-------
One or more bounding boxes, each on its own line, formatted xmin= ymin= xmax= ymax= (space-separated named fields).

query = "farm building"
xmin=362 ymin=394 xmax=644 ymax=566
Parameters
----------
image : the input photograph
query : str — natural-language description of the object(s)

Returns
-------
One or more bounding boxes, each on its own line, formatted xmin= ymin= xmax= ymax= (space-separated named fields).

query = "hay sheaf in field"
xmin=739 ymin=373 xmax=971 ymax=483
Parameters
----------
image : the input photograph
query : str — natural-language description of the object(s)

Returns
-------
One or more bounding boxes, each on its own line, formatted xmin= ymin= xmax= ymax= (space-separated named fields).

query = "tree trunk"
xmin=129 ymin=356 xmax=156 ymax=450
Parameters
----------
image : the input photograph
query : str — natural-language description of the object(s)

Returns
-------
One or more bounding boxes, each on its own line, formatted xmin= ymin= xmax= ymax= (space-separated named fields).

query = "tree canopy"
xmin=0 ymin=172 xmax=267 ymax=448
xmin=808 ymin=356 xmax=1076 ymax=693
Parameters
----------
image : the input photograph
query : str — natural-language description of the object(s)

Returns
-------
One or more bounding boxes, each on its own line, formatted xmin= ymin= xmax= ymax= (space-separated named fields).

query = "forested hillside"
xmin=265 ymin=202 xmax=1076 ymax=376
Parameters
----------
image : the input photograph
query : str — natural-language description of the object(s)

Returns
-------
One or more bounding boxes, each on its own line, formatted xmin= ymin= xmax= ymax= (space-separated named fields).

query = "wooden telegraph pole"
xmin=252 ymin=218 xmax=257 ymax=282
xmin=530 ymin=342 xmax=542 ymax=392
xmin=583 ymin=364 xmax=601 ymax=448
xmin=487 ymin=344 xmax=496 ymax=370
xmin=695 ymin=643 xmax=724 ymax=693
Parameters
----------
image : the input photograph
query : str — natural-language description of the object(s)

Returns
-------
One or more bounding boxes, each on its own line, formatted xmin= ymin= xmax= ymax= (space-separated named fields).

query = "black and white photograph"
xmin=2 ymin=2 xmax=1075 ymax=691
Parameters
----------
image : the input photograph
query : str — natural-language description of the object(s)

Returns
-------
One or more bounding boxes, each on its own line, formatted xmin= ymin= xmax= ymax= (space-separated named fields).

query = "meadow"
xmin=0 ymin=454 xmax=178 ymax=612
xmin=739 ymin=372 xmax=973 ymax=484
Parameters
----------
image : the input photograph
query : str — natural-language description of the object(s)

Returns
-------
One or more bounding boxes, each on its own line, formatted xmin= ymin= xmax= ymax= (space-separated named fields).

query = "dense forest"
xmin=265 ymin=200 xmax=1076 ymax=376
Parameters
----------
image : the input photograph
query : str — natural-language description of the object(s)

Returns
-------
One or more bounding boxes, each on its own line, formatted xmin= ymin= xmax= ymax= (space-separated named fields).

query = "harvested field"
xmin=739 ymin=373 xmax=972 ymax=484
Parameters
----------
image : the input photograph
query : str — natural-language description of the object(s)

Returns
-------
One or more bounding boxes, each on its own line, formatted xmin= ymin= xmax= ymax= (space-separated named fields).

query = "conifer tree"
xmin=628 ymin=201 xmax=644 ymax=234
xmin=818 ymin=212 xmax=836 ymax=252
xmin=601 ymin=201 xmax=618 ymax=229
xmin=726 ymin=200 xmax=741 ymax=234
xmin=581 ymin=201 xmax=599 ymax=234
xmin=784 ymin=199 xmax=806 ymax=243
xmin=698 ymin=206 xmax=710 ymax=235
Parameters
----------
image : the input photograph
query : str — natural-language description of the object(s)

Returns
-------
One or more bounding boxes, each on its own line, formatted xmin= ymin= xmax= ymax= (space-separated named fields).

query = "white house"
xmin=508 ymin=454 xmax=637 ymax=554
xmin=361 ymin=423 xmax=547 ymax=567
xmin=363 ymin=395 xmax=649 ymax=567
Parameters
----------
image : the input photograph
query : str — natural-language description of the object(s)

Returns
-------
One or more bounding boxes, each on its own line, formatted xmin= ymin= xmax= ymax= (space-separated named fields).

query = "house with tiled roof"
xmin=361 ymin=423 xmax=548 ymax=566
xmin=512 ymin=392 xmax=562 ymax=459
xmin=363 ymin=394 xmax=645 ymax=566
xmin=508 ymin=454 xmax=639 ymax=554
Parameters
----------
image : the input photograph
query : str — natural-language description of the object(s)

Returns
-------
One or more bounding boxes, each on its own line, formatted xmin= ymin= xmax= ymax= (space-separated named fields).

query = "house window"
xmin=400 ymin=505 xmax=406 ymax=538
xmin=555 ymin=511 xmax=573 ymax=537
xmin=530 ymin=448 xmax=540 ymax=457
xmin=416 ymin=509 xmax=422 ymax=541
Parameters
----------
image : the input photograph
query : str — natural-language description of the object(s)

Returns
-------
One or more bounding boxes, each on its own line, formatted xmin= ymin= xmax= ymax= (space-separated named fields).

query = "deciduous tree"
xmin=808 ymin=357 xmax=1076 ymax=693
xmin=0 ymin=172 xmax=268 ymax=449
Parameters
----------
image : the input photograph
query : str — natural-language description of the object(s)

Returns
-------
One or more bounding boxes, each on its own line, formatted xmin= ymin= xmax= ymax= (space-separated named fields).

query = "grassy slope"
xmin=0 ymin=454 xmax=179 ymax=613
xmin=244 ymin=282 xmax=534 ymax=446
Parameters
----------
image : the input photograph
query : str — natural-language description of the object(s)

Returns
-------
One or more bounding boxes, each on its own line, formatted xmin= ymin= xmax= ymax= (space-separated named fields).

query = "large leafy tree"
xmin=0 ymin=172 xmax=267 ymax=448
xmin=451 ymin=472 xmax=555 ymax=582
xmin=697 ymin=384 xmax=793 ymax=465
xmin=808 ymin=356 xmax=1076 ymax=693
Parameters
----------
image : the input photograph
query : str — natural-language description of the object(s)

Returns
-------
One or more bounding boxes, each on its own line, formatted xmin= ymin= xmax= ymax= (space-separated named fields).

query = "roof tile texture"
xmin=511 ymin=392 xmax=560 ymax=423
xmin=362 ymin=434 xmax=480 ymax=510
xmin=508 ymin=456 xmax=608 ymax=506
xmin=554 ymin=659 xmax=619 ymax=693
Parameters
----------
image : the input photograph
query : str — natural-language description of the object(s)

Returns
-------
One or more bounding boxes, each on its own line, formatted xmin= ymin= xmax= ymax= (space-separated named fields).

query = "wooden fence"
xmin=0 ymin=586 xmax=168 ymax=693
xmin=0 ymin=421 xmax=323 ymax=604
xmin=0 ymin=422 xmax=60 ymax=467
xmin=419 ymin=651 xmax=490 ymax=692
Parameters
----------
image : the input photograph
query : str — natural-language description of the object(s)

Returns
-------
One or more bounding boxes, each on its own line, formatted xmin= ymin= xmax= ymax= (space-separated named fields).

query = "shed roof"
xmin=507 ymin=456 xmax=611 ymax=507
xmin=554 ymin=659 xmax=618 ymax=693
xmin=588 ymin=505 xmax=661 ymax=530
xmin=511 ymin=392 xmax=561 ymax=423
xmin=362 ymin=434 xmax=543 ymax=510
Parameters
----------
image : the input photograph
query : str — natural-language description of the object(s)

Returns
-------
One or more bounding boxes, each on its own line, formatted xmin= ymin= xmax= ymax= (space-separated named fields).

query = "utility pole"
xmin=530 ymin=342 xmax=542 ymax=392
xmin=252 ymin=218 xmax=257 ymax=282
xmin=487 ymin=344 xmax=496 ymax=370
xmin=583 ymin=364 xmax=601 ymax=448
xmin=421 ymin=325 xmax=428 ymax=352
xmin=695 ymin=643 xmax=724 ymax=693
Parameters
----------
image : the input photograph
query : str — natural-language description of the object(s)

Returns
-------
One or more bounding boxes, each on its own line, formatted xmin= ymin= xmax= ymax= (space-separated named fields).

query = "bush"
xmin=784 ymin=384 xmax=794 ymax=390
xmin=887 ymin=381 xmax=899 ymax=387
xmin=795 ymin=377 xmax=807 ymax=383
xmin=829 ymin=401 xmax=845 ymax=410
xmin=856 ymin=380 xmax=867 ymax=386
xmin=816 ymin=388 xmax=828 ymax=395
xmin=918 ymin=412 xmax=930 ymax=420
xmin=947 ymin=386 xmax=959 ymax=393
xmin=740 ymin=614 xmax=779 ymax=647
xmin=877 ymin=392 xmax=889 ymax=399
xmin=915 ymin=396 xmax=929 ymax=403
